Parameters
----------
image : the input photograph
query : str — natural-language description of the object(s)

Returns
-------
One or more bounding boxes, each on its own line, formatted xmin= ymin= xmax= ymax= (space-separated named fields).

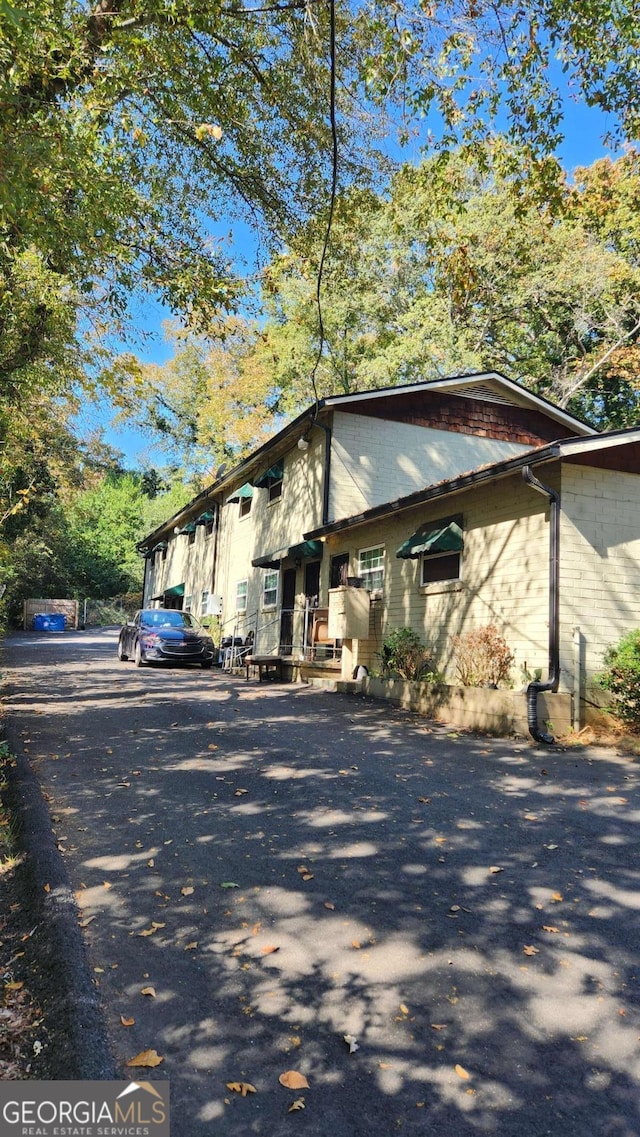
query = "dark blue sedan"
xmin=117 ymin=608 xmax=215 ymax=668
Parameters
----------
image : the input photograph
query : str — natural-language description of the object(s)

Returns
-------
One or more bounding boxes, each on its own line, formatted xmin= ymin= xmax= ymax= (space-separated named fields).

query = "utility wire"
xmin=309 ymin=0 xmax=338 ymax=415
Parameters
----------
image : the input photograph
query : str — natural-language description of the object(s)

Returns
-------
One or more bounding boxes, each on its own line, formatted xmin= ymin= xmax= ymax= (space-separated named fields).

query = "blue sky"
xmin=95 ymin=83 xmax=623 ymax=468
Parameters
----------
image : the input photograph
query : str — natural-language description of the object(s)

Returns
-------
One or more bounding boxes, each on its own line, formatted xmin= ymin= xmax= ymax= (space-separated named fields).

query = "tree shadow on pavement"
xmin=3 ymin=638 xmax=640 ymax=1137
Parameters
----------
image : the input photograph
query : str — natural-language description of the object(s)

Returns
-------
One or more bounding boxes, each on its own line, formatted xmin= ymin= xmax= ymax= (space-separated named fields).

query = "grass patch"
xmin=0 ymin=736 xmax=41 ymax=1078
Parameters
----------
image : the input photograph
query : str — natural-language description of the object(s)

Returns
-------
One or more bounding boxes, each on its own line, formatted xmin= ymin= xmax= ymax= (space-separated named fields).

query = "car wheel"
xmin=201 ymin=659 xmax=213 ymax=670
xmin=117 ymin=640 xmax=128 ymax=662
xmin=134 ymin=640 xmax=145 ymax=667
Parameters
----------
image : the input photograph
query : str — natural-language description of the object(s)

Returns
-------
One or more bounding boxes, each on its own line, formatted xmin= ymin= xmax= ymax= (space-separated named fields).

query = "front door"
xmin=303 ymin=561 xmax=321 ymax=652
xmin=279 ymin=568 xmax=296 ymax=655
xmin=330 ymin=553 xmax=349 ymax=589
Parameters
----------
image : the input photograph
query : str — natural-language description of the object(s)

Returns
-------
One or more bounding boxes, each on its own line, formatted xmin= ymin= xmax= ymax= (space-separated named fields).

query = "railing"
xmin=216 ymin=600 xmax=342 ymax=669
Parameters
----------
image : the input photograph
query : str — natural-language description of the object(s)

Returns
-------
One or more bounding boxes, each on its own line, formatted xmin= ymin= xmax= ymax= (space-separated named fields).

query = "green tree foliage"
xmin=114 ymin=318 xmax=280 ymax=471
xmin=3 ymin=0 xmax=640 ymax=405
xmin=108 ymin=151 xmax=640 ymax=463
xmin=599 ymin=629 xmax=640 ymax=732
xmin=0 ymin=0 xmax=374 ymax=407
xmin=235 ymin=150 xmax=640 ymax=431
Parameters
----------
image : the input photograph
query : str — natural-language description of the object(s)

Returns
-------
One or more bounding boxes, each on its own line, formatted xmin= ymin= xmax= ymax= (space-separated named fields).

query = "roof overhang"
xmin=137 ymin=372 xmax=598 ymax=550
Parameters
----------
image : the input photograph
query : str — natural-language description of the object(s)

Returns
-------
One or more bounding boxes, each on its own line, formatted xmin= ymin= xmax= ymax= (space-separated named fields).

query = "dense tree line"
xmin=124 ymin=150 xmax=640 ymax=467
xmin=2 ymin=0 xmax=640 ymax=620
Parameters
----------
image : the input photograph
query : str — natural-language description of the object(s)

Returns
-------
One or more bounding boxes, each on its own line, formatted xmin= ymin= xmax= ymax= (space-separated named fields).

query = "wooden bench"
xmin=245 ymin=655 xmax=284 ymax=682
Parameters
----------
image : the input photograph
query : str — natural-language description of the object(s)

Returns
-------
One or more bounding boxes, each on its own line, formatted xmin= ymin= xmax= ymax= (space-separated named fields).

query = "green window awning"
xmin=396 ymin=520 xmax=463 ymax=560
xmin=154 ymin=540 xmax=168 ymax=551
xmin=178 ymin=521 xmax=196 ymax=535
xmin=253 ymin=459 xmax=284 ymax=488
xmin=195 ymin=510 xmax=215 ymax=525
xmin=164 ymin=582 xmax=185 ymax=598
xmin=252 ymin=539 xmax=323 ymax=570
xmin=226 ymin=483 xmax=254 ymax=504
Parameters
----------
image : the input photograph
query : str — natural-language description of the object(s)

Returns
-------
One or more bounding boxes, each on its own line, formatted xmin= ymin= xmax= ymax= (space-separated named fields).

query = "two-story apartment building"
xmin=138 ymin=371 xmax=640 ymax=730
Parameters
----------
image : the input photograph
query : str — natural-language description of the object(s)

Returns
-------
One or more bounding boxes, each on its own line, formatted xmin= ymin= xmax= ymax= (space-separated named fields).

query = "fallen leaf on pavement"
xmin=79 ymin=916 xmax=95 ymax=927
xmin=181 ymin=886 xmax=194 ymax=896
xmin=120 ymin=1016 xmax=135 ymax=1027
xmin=431 ymin=1024 xmax=446 ymax=1030
xmin=226 ymin=1082 xmax=256 ymax=1097
xmin=221 ymin=882 xmax=239 ymax=889
xmin=279 ymin=1071 xmax=309 ymax=1090
xmin=137 ymin=922 xmax=166 ymax=937
xmin=454 ymin=1064 xmax=470 ymax=1079
xmin=344 ymin=1034 xmax=359 ymax=1054
xmin=288 ymin=1098 xmax=305 ymax=1112
xmin=542 ymin=925 xmax=559 ymax=933
xmin=488 ymin=866 xmax=503 ymax=874
xmin=140 ymin=986 xmax=156 ymax=997
xmin=523 ymin=945 xmax=540 ymax=956
xmin=324 ymin=901 xmax=335 ymax=910
xmin=126 ymin=1049 xmax=164 ymax=1068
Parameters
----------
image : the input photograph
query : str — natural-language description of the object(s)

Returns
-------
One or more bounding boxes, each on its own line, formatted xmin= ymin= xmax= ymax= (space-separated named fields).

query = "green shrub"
xmin=452 ymin=624 xmax=515 ymax=687
xmin=599 ymin=629 xmax=640 ymax=731
xmin=379 ymin=627 xmax=435 ymax=681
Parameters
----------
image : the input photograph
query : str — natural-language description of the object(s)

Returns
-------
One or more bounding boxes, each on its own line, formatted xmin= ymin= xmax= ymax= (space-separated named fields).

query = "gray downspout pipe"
xmin=522 ymin=466 xmax=560 ymax=745
xmin=311 ymin=418 xmax=332 ymax=527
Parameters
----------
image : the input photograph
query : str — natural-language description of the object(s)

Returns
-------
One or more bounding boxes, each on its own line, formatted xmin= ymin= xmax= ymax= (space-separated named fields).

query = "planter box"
xmin=362 ymin=677 xmax=572 ymax=738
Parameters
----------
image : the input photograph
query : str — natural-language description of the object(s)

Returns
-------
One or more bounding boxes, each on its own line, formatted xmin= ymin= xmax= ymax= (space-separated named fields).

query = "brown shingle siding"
xmin=340 ymin=392 xmax=578 ymax=446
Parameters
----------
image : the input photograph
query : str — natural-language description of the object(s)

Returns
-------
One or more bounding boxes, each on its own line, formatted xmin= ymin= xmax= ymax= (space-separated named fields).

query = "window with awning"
xmin=253 ymin=460 xmax=283 ymax=488
xmin=252 ymin=539 xmax=323 ymax=570
xmin=396 ymin=518 xmax=463 ymax=559
xmin=225 ymin=484 xmax=254 ymax=504
xmin=164 ymin=583 xmax=185 ymax=598
xmin=397 ymin=516 xmax=464 ymax=587
xmin=254 ymin=459 xmax=284 ymax=502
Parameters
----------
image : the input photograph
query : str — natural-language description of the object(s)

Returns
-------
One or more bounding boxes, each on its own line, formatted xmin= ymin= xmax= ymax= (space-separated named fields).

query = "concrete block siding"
xmin=329 ymin=412 xmax=532 ymax=520
xmin=320 ymin=472 xmax=551 ymax=683
xmin=560 ymin=463 xmax=640 ymax=694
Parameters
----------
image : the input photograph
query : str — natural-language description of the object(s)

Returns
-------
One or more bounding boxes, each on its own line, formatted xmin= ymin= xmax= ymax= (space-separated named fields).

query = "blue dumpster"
xmin=33 ymin=613 xmax=66 ymax=632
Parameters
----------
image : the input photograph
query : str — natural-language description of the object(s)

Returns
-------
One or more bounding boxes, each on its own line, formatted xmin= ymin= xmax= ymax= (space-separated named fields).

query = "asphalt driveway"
xmin=2 ymin=627 xmax=640 ymax=1137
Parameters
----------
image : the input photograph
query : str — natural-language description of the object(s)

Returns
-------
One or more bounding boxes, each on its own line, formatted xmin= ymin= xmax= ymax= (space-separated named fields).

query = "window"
xmin=358 ymin=546 xmax=384 ymax=592
xmin=236 ymin=579 xmax=248 ymax=613
xmin=201 ymin=590 xmax=209 ymax=616
xmin=239 ymin=495 xmax=252 ymax=519
xmin=263 ymin=571 xmax=279 ymax=608
xmin=204 ymin=517 xmax=214 ymax=537
xmin=188 ymin=528 xmax=196 ymax=546
xmin=421 ymin=551 xmax=461 ymax=586
xmin=184 ymin=595 xmax=192 ymax=613
xmin=254 ymin=461 xmax=283 ymax=503
xmin=267 ymin=475 xmax=283 ymax=503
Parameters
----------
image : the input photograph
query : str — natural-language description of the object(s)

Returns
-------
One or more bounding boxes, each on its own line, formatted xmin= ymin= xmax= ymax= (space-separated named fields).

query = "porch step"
xmin=305 ymin=677 xmax=363 ymax=694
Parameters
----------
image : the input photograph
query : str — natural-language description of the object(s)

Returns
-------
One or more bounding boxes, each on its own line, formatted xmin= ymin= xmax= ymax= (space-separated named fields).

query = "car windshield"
xmin=140 ymin=610 xmax=200 ymax=630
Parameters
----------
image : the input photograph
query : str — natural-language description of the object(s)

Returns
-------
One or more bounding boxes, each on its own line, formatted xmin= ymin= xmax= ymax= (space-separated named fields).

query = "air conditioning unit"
xmin=328 ymin=586 xmax=370 ymax=640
